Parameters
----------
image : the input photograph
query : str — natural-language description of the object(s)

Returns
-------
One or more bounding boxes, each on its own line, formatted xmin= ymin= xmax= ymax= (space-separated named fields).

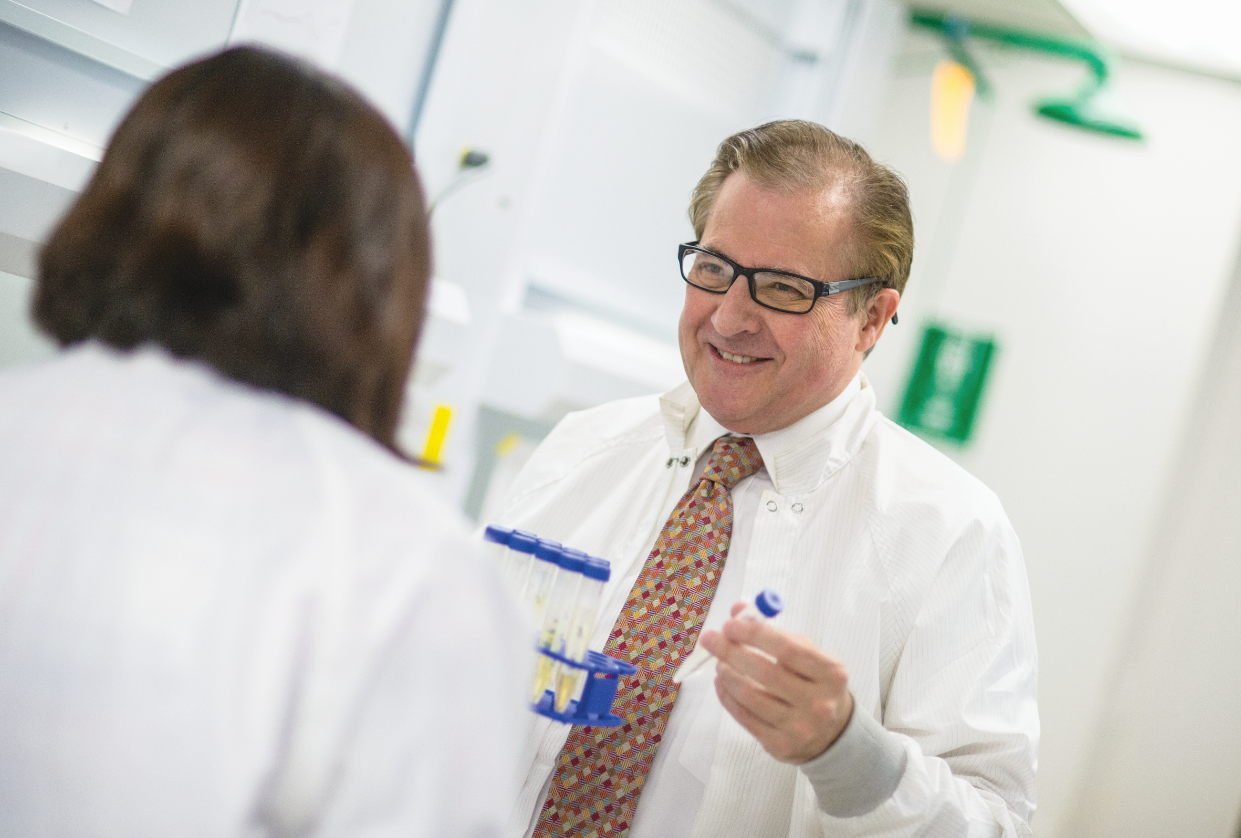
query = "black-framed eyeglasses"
xmin=678 ymin=242 xmax=884 ymax=316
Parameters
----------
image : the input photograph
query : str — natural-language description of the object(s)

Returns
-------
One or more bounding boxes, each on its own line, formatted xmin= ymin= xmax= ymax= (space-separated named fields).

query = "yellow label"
xmin=421 ymin=404 xmax=453 ymax=465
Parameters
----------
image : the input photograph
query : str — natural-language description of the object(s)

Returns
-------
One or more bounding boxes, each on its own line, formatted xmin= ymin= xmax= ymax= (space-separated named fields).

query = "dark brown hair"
xmin=689 ymin=120 xmax=913 ymax=314
xmin=35 ymin=46 xmax=430 ymax=452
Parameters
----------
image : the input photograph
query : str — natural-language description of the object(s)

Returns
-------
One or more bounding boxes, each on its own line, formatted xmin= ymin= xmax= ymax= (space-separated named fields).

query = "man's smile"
xmin=711 ymin=344 xmax=771 ymax=365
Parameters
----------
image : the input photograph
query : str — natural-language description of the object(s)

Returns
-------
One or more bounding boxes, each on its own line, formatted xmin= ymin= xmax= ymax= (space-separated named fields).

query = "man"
xmin=497 ymin=120 xmax=1037 ymax=838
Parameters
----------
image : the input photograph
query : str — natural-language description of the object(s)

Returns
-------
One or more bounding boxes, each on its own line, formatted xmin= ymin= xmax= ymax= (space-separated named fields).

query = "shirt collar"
xmin=659 ymin=373 xmax=876 ymax=495
xmin=658 ymin=380 xmax=700 ymax=448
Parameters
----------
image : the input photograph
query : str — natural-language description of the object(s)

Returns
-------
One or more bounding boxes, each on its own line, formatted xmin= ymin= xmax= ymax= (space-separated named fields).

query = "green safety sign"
xmin=898 ymin=324 xmax=995 ymax=444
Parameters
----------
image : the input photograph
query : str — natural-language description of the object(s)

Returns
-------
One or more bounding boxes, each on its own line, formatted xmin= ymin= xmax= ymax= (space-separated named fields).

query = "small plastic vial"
xmin=554 ymin=555 xmax=611 ymax=712
xmin=531 ymin=548 xmax=586 ymax=701
xmin=521 ymin=538 xmax=563 ymax=626
xmin=482 ymin=525 xmax=511 ymax=570
xmin=503 ymin=530 xmax=539 ymax=599
xmin=672 ymin=588 xmax=785 ymax=684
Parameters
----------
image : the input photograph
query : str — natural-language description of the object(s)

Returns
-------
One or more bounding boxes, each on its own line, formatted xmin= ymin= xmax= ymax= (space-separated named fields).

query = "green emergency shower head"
xmin=1036 ymin=97 xmax=1142 ymax=139
xmin=1035 ymin=74 xmax=1143 ymax=139
xmin=912 ymin=9 xmax=1144 ymax=142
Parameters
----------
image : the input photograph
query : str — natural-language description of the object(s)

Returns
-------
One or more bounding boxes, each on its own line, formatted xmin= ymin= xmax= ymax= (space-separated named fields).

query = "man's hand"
xmin=698 ymin=601 xmax=854 ymax=764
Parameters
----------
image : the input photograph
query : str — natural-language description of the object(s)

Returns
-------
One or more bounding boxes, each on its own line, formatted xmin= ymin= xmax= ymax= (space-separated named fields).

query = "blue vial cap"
xmin=755 ymin=589 xmax=784 ymax=618
xmin=483 ymin=525 xmax=511 ymax=545
xmin=558 ymin=548 xmax=586 ymax=573
xmin=534 ymin=538 xmax=562 ymax=563
xmin=582 ymin=557 xmax=611 ymax=582
xmin=508 ymin=531 xmax=539 ymax=554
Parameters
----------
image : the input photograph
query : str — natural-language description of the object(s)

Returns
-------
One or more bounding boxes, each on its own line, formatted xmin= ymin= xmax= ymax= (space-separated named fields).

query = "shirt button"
xmin=791 ymin=503 xmax=804 ymax=513
xmin=766 ymin=500 xmax=778 ymax=512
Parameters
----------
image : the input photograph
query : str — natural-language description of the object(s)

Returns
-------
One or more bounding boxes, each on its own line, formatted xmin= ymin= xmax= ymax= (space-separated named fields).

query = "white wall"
xmin=1061 ymin=236 xmax=1241 ymax=838
xmin=862 ymin=29 xmax=1241 ymax=838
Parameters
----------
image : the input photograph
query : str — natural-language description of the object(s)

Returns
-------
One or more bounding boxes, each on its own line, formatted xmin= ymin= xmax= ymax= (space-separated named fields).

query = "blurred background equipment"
xmin=913 ymin=8 xmax=1144 ymax=141
xmin=3 ymin=1 xmax=1241 ymax=836
xmin=930 ymin=56 xmax=976 ymax=161
xmin=418 ymin=403 xmax=453 ymax=468
xmin=428 ymin=146 xmax=491 ymax=213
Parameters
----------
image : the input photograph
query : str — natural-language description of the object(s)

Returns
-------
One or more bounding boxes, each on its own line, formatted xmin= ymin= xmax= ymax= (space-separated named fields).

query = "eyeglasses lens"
xmin=681 ymin=250 xmax=734 ymax=292
xmin=753 ymin=272 xmax=816 ymax=313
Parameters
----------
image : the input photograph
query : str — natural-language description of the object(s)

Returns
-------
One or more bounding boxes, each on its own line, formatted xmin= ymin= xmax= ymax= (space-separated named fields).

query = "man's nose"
xmin=711 ymin=275 xmax=763 ymax=336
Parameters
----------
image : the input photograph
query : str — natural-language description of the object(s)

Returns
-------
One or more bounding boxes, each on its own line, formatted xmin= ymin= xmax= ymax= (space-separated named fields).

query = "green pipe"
xmin=910 ymin=9 xmax=1142 ymax=140
xmin=912 ymin=11 xmax=1109 ymax=79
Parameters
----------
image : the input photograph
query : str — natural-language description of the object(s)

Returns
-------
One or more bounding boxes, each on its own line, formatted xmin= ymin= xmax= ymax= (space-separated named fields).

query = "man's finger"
xmin=710 ymin=632 xmax=809 ymax=701
xmin=721 ymin=618 xmax=839 ymax=682
xmin=715 ymin=662 xmax=789 ymax=726
xmin=716 ymin=666 xmax=835 ymax=765
xmin=716 ymin=678 xmax=777 ymax=742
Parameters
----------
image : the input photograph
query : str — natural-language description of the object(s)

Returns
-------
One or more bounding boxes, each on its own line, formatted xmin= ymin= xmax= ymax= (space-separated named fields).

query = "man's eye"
xmin=772 ymin=280 xmax=811 ymax=297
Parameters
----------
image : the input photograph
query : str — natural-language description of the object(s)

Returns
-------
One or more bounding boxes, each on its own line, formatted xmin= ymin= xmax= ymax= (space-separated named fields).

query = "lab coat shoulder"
xmin=285 ymin=391 xmax=481 ymax=572
xmin=857 ymin=413 xmax=1021 ymax=606
xmin=503 ymin=393 xmax=669 ymax=508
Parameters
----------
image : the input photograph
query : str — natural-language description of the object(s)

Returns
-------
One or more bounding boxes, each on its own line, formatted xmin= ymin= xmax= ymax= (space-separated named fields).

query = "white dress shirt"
xmin=0 ymin=344 xmax=530 ymax=838
xmin=497 ymin=374 xmax=1038 ymax=838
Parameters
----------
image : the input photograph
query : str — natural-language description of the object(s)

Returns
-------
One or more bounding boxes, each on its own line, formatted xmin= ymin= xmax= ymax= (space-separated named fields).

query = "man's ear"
xmin=857 ymin=288 xmax=900 ymax=355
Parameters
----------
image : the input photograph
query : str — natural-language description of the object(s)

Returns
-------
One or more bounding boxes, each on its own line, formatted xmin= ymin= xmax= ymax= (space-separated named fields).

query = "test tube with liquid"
xmin=672 ymin=588 xmax=784 ymax=684
xmin=503 ymin=530 xmax=539 ymax=599
xmin=521 ymin=538 xmax=563 ymax=626
xmin=530 ymin=548 xmax=585 ymax=701
xmin=553 ymin=555 xmax=611 ymax=713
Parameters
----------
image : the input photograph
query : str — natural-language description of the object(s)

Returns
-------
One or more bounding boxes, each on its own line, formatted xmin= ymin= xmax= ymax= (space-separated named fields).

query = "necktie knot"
xmin=702 ymin=435 xmax=763 ymax=491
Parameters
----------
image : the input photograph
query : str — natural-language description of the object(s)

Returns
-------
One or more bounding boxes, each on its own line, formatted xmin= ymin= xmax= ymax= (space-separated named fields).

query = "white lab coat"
xmin=0 ymin=344 xmax=529 ymax=838
xmin=497 ymin=377 xmax=1038 ymax=838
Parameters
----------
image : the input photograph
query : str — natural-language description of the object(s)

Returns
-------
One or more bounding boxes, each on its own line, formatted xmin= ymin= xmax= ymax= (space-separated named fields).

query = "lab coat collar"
xmin=658 ymin=374 xmax=877 ymax=495
xmin=658 ymin=380 xmax=701 ymax=449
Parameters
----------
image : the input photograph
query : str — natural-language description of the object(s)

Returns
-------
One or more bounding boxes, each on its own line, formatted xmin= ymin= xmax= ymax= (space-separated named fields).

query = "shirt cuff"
xmin=797 ymin=702 xmax=907 ymax=818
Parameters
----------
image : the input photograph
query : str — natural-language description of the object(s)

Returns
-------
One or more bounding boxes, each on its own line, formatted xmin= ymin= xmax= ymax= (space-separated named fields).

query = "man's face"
xmin=678 ymin=172 xmax=867 ymax=435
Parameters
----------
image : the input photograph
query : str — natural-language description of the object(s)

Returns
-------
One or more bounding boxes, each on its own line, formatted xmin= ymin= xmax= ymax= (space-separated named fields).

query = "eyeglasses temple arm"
xmin=819 ymin=276 xmax=882 ymax=296
xmin=819 ymin=277 xmax=898 ymax=324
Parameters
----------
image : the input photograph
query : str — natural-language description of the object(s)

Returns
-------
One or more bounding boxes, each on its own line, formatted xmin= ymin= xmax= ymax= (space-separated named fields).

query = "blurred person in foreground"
xmin=495 ymin=121 xmax=1038 ymax=837
xmin=0 ymin=46 xmax=527 ymax=837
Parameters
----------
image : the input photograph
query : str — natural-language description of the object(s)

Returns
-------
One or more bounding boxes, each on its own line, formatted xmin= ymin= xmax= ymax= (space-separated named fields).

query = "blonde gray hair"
xmin=689 ymin=120 xmax=913 ymax=314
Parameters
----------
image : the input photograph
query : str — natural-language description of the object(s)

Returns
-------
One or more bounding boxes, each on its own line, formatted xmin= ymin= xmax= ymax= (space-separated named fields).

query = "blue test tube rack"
xmin=485 ymin=523 xmax=634 ymax=726
xmin=531 ymin=647 xmax=637 ymax=727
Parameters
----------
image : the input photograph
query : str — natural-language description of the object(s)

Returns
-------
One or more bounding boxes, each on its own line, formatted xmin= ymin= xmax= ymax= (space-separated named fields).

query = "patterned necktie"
xmin=533 ymin=435 xmax=764 ymax=838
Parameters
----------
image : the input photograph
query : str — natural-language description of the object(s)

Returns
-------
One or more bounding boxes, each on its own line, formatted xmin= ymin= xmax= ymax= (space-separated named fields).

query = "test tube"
xmin=672 ymin=588 xmax=785 ymax=684
xmin=521 ymin=538 xmax=563 ymax=626
xmin=482 ymin=525 xmax=511 ymax=570
xmin=553 ymin=555 xmax=611 ymax=713
xmin=503 ymin=530 xmax=539 ymax=599
xmin=530 ymin=548 xmax=586 ymax=702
